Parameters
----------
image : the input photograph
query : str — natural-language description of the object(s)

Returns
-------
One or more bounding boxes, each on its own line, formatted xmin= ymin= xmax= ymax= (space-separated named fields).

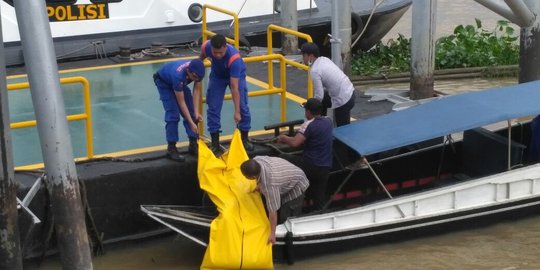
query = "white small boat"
xmin=1 ymin=0 xmax=412 ymax=66
xmin=142 ymin=80 xmax=540 ymax=262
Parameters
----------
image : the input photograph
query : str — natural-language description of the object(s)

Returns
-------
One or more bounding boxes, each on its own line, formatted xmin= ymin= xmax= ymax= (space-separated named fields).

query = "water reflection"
xmin=287 ymin=216 xmax=540 ymax=270
xmin=34 ymin=214 xmax=540 ymax=269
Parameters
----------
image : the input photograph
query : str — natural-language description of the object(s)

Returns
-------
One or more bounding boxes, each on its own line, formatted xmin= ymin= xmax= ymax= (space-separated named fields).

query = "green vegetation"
xmin=351 ymin=19 xmax=519 ymax=76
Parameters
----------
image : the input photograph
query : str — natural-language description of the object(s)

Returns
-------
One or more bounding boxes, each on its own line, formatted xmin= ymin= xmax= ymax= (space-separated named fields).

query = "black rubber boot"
xmin=210 ymin=132 xmax=224 ymax=157
xmin=241 ymin=130 xmax=254 ymax=152
xmin=166 ymin=142 xmax=185 ymax=162
xmin=188 ymin=138 xmax=198 ymax=156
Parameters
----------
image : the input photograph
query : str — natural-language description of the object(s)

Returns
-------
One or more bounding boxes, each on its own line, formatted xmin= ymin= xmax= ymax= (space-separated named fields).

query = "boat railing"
xmin=202 ymin=4 xmax=240 ymax=49
xmin=9 ymin=76 xmax=94 ymax=163
xmin=266 ymin=24 xmax=314 ymax=97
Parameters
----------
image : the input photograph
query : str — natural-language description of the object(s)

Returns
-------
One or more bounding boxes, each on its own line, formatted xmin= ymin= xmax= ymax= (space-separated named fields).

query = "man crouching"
xmin=240 ymin=156 xmax=309 ymax=244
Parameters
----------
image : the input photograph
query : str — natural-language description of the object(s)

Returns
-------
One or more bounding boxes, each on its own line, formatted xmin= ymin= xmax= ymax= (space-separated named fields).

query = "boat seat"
xmin=452 ymin=173 xmax=471 ymax=181
xmin=462 ymin=128 xmax=526 ymax=178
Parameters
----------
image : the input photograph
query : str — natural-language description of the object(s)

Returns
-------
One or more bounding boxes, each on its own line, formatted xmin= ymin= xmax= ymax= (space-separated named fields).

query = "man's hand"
xmin=189 ymin=122 xmax=198 ymax=134
xmin=230 ymin=77 xmax=241 ymax=125
xmin=276 ymin=133 xmax=305 ymax=148
xmin=268 ymin=211 xmax=278 ymax=245
xmin=234 ymin=111 xmax=241 ymax=124
xmin=194 ymin=112 xmax=203 ymax=123
xmin=267 ymin=232 xmax=276 ymax=245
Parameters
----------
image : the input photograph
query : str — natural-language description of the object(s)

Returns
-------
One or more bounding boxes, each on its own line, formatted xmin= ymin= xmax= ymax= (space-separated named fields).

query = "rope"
xmin=93 ymin=41 xmax=107 ymax=59
xmin=74 ymin=155 xmax=165 ymax=165
xmin=37 ymin=178 xmax=54 ymax=267
xmin=250 ymin=137 xmax=278 ymax=144
xmin=56 ymin=40 xmax=108 ymax=61
xmin=35 ymin=175 xmax=106 ymax=261
xmin=141 ymin=47 xmax=171 ymax=57
xmin=79 ymin=179 xmax=105 ymax=256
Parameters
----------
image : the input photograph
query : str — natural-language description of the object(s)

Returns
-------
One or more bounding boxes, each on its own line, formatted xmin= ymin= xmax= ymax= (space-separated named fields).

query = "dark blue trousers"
xmin=206 ymin=76 xmax=251 ymax=133
xmin=155 ymin=79 xmax=197 ymax=143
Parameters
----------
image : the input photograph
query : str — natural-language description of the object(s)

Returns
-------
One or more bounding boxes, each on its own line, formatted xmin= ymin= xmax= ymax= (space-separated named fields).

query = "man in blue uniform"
xmin=199 ymin=34 xmax=253 ymax=155
xmin=154 ymin=59 xmax=205 ymax=161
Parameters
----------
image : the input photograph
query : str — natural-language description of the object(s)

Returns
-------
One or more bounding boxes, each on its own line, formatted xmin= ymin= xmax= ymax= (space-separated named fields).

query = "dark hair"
xmin=303 ymin=98 xmax=323 ymax=115
xmin=240 ymin=159 xmax=261 ymax=179
xmin=187 ymin=59 xmax=205 ymax=80
xmin=210 ymin=34 xmax=227 ymax=49
xmin=300 ymin=42 xmax=320 ymax=57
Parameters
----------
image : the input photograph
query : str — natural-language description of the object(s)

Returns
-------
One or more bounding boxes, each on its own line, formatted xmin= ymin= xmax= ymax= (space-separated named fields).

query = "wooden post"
xmin=0 ymin=4 xmax=22 ymax=267
xmin=519 ymin=0 xmax=540 ymax=83
xmin=410 ymin=0 xmax=437 ymax=100
xmin=280 ymin=0 xmax=299 ymax=55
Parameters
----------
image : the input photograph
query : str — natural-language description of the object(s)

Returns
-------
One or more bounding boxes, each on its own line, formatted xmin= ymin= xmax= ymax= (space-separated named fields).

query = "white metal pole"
xmin=474 ymin=0 xmax=521 ymax=24
xmin=14 ymin=1 xmax=93 ymax=269
xmin=339 ymin=0 xmax=352 ymax=75
xmin=475 ymin=0 xmax=534 ymax=27
xmin=505 ymin=0 xmax=535 ymax=27
xmin=330 ymin=0 xmax=343 ymax=69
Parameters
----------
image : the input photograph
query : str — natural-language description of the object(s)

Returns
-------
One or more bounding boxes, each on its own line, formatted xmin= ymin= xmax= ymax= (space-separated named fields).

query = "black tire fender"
xmin=351 ymin=12 xmax=364 ymax=43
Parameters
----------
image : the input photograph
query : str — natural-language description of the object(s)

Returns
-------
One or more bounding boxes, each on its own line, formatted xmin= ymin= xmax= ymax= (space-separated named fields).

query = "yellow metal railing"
xmin=266 ymin=24 xmax=314 ymax=97
xmin=8 ymin=76 xmax=94 ymax=159
xmin=202 ymin=4 xmax=240 ymax=49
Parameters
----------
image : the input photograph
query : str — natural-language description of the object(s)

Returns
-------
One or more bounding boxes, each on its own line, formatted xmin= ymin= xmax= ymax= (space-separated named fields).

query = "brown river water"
xmin=31 ymin=1 xmax=540 ymax=269
xmin=36 ymin=76 xmax=540 ymax=270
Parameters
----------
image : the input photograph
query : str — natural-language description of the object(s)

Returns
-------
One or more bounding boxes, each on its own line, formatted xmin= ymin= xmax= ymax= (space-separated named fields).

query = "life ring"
xmin=351 ymin=12 xmax=364 ymax=46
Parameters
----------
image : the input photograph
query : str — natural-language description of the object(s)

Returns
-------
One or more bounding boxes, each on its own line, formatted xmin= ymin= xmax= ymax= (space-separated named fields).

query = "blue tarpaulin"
xmin=334 ymin=80 xmax=540 ymax=156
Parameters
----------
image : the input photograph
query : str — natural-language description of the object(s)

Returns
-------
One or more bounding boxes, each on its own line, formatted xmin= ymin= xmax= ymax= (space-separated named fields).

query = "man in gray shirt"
xmin=301 ymin=42 xmax=356 ymax=126
xmin=240 ymin=156 xmax=309 ymax=244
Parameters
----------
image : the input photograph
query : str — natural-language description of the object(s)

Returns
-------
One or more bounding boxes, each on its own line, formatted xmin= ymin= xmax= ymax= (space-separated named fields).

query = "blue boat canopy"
xmin=334 ymin=80 xmax=540 ymax=156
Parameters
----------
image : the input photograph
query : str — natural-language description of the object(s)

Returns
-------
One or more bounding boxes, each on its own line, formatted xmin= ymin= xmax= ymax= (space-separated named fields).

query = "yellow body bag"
xmin=198 ymin=130 xmax=273 ymax=269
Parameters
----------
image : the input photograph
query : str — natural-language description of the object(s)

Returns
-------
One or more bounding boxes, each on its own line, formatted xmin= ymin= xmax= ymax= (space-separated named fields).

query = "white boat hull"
xmin=278 ymin=164 xmax=540 ymax=244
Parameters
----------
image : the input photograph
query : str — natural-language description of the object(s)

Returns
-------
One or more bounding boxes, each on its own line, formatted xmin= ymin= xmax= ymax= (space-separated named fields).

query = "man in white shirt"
xmin=301 ymin=42 xmax=356 ymax=126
